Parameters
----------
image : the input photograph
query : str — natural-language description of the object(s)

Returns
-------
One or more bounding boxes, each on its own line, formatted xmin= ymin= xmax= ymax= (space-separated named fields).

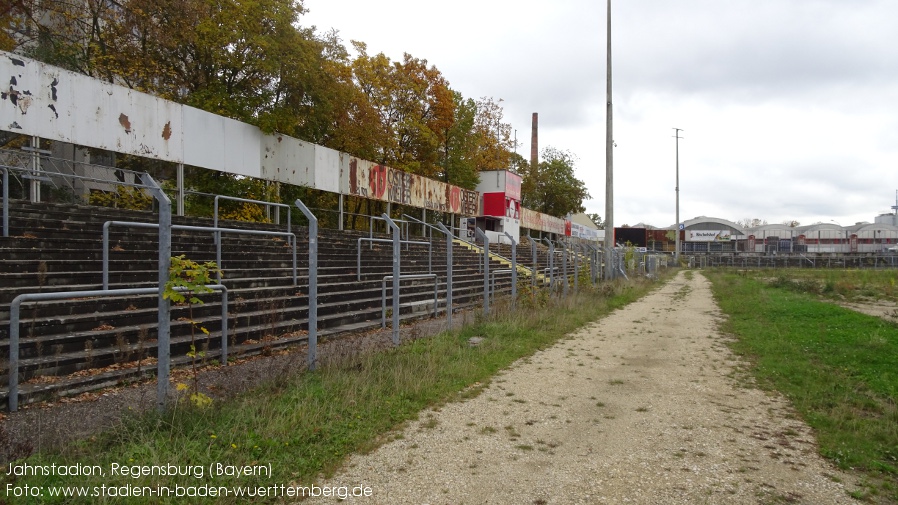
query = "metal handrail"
xmin=0 ymin=150 xmax=150 ymax=189
xmin=381 ymin=274 xmax=438 ymax=328
xmin=7 ymin=284 xmax=227 ymax=412
xmin=369 ymin=215 xmax=410 ymax=243
xmin=294 ymin=199 xmax=318 ymax=370
xmin=502 ymin=231 xmax=518 ymax=306
xmin=383 ymin=214 xmax=402 ymax=345
xmin=401 ymin=213 xmax=452 ymax=242
xmin=103 ymin=221 xmax=297 ymax=289
xmin=435 ymin=222 xmax=454 ymax=328
xmin=214 ymin=195 xmax=291 ymax=244
xmin=475 ymin=227 xmax=489 ymax=316
xmin=357 ymin=237 xmax=431 ymax=281
xmin=489 ymin=269 xmax=512 ymax=302
xmin=540 ymin=238 xmax=556 ymax=289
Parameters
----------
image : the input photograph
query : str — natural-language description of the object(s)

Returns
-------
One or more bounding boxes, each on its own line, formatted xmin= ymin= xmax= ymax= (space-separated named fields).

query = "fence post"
xmin=503 ymin=232 xmax=517 ymax=306
xmin=475 ymin=227 xmax=489 ymax=316
xmin=541 ymin=238 xmax=555 ymax=290
xmin=295 ymin=199 xmax=318 ymax=370
xmin=141 ymin=174 xmax=171 ymax=411
xmin=530 ymin=238 xmax=538 ymax=288
xmin=383 ymin=214 xmax=401 ymax=344
xmin=436 ymin=223 xmax=454 ymax=329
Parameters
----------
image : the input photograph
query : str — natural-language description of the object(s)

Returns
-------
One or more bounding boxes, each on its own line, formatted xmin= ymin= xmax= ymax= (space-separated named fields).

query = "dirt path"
xmin=301 ymin=271 xmax=860 ymax=504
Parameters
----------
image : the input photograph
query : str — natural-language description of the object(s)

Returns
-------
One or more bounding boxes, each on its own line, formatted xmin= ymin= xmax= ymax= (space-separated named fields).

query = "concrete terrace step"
xmin=0 ymin=199 xmax=524 ymax=406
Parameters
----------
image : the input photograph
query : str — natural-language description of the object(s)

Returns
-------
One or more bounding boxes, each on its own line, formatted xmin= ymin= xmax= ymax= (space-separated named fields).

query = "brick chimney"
xmin=530 ymin=113 xmax=538 ymax=170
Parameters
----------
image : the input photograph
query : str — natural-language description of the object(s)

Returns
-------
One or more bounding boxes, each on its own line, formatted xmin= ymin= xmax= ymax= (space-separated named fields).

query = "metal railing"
xmin=294 ymin=199 xmax=318 ymax=370
xmin=369 ymin=215 xmax=410 ymax=244
xmin=489 ymin=269 xmax=512 ymax=303
xmin=384 ymin=214 xmax=402 ymax=345
xmin=475 ymin=227 xmax=490 ymax=316
xmin=102 ymin=221 xmax=297 ymax=289
xmin=7 ymin=284 xmax=228 ymax=412
xmin=357 ymin=237 xmax=431 ymax=281
xmin=381 ymin=274 xmax=438 ymax=328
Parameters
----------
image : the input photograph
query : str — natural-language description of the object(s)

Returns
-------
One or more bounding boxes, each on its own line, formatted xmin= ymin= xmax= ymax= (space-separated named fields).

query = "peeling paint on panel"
xmin=8 ymin=121 xmax=21 ymax=129
xmin=17 ymin=94 xmax=32 ymax=114
xmin=118 ymin=113 xmax=132 ymax=133
xmin=9 ymin=57 xmax=25 ymax=67
xmin=161 ymin=121 xmax=171 ymax=140
xmin=2 ymin=87 xmax=17 ymax=106
xmin=48 ymin=104 xmax=58 ymax=118
xmin=50 ymin=77 xmax=58 ymax=101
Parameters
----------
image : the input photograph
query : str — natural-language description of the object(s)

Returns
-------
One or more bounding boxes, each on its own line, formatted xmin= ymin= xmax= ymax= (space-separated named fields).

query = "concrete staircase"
xmin=0 ymin=200 xmax=519 ymax=406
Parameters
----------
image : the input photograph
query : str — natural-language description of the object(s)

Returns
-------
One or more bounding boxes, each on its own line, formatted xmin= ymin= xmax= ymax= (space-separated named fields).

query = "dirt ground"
xmin=299 ymin=271 xmax=861 ymax=504
xmin=838 ymin=299 xmax=898 ymax=324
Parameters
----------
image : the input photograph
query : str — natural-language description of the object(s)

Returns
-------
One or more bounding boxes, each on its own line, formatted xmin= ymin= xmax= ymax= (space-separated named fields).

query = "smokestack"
xmin=530 ymin=113 xmax=538 ymax=170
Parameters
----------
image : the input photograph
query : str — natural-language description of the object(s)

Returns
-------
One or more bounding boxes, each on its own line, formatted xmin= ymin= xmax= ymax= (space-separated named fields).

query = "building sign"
xmin=521 ymin=208 xmax=566 ymax=235
xmin=505 ymin=172 xmax=522 ymax=201
xmin=687 ymin=230 xmax=732 ymax=242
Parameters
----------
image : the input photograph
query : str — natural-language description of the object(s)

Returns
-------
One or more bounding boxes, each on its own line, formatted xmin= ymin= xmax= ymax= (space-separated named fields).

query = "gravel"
xmin=299 ymin=271 xmax=860 ymax=504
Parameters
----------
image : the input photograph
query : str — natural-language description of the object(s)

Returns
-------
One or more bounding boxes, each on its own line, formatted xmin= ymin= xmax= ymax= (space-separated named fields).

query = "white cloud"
xmin=302 ymin=0 xmax=898 ymax=228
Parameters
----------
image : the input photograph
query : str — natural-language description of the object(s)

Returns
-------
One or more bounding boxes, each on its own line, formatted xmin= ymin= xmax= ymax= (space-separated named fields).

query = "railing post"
xmin=383 ymin=214 xmax=401 ymax=345
xmin=530 ymin=238 xmax=537 ymax=288
xmin=503 ymin=232 xmax=517 ymax=307
xmin=141 ymin=173 xmax=171 ymax=411
xmin=295 ymin=199 xmax=318 ymax=370
xmin=436 ymin=223 xmax=453 ymax=329
xmin=541 ymin=238 xmax=555 ymax=290
xmin=560 ymin=240 xmax=569 ymax=297
xmin=176 ymin=163 xmax=185 ymax=217
xmin=475 ymin=227 xmax=489 ymax=316
xmin=213 ymin=195 xmax=220 ymax=245
xmin=102 ymin=222 xmax=111 ymax=290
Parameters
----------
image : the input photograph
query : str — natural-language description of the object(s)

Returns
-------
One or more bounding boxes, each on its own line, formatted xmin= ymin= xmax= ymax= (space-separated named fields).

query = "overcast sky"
xmin=301 ymin=0 xmax=898 ymax=228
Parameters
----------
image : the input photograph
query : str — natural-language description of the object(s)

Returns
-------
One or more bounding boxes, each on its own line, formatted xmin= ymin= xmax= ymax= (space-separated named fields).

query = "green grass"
xmin=2 ymin=276 xmax=663 ymax=504
xmin=707 ymin=269 xmax=898 ymax=501
xmin=762 ymin=268 xmax=898 ymax=303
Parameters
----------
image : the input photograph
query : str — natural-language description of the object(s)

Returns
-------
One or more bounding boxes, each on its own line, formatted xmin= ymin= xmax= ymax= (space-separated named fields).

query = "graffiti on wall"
xmin=347 ymin=158 xmax=480 ymax=216
xmin=521 ymin=208 xmax=566 ymax=235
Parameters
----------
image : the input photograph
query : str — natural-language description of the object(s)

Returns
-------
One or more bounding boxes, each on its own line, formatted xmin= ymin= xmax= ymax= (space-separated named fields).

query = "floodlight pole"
xmin=673 ymin=128 xmax=683 ymax=263
xmin=603 ymin=0 xmax=614 ymax=280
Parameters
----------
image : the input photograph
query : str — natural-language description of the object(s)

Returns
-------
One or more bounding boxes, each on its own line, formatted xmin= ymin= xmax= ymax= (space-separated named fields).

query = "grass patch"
xmin=2 ymin=276 xmax=662 ymax=504
xmin=707 ymin=269 xmax=898 ymax=501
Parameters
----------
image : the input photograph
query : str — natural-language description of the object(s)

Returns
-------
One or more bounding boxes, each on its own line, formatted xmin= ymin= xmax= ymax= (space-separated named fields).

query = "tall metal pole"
xmin=673 ymin=128 xmax=683 ymax=263
xmin=603 ymin=0 xmax=614 ymax=280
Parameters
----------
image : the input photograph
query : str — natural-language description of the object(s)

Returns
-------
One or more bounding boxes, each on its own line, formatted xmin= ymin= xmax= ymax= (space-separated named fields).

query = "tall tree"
xmin=471 ymin=97 xmax=514 ymax=172
xmin=735 ymin=218 xmax=768 ymax=229
xmin=521 ymin=147 xmax=590 ymax=218
xmin=12 ymin=0 xmax=121 ymax=77
xmin=350 ymin=44 xmax=453 ymax=177
xmin=587 ymin=213 xmax=604 ymax=228
xmin=438 ymin=91 xmax=479 ymax=188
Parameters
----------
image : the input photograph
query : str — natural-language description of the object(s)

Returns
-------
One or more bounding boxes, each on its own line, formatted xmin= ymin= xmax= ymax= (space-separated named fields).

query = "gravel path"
xmin=301 ymin=271 xmax=860 ymax=504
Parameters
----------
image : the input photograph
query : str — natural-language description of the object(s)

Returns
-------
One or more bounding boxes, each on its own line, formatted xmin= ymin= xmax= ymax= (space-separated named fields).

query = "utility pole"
xmin=673 ymin=128 xmax=683 ymax=263
xmin=603 ymin=0 xmax=614 ymax=280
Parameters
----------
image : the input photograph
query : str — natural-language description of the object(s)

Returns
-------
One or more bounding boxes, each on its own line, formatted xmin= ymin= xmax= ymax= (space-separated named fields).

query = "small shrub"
xmin=89 ymin=186 xmax=153 ymax=211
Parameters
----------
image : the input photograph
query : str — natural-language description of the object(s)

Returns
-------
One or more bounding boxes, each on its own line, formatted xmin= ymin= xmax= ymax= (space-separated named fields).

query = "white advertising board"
xmin=687 ymin=230 xmax=732 ymax=242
